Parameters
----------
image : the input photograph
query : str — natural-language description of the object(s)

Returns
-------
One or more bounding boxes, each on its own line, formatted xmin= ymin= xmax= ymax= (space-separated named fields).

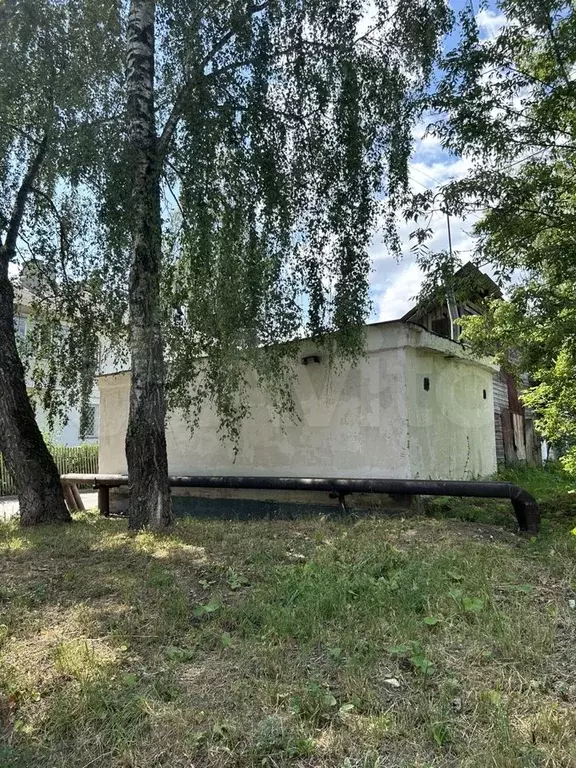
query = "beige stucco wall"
xmin=98 ymin=373 xmax=129 ymax=473
xmin=405 ymin=347 xmax=497 ymax=479
xmin=98 ymin=322 xmax=497 ymax=481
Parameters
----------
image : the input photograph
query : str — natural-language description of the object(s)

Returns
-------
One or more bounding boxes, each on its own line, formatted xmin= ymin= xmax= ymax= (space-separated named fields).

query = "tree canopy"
xmin=23 ymin=0 xmax=452 ymax=445
xmin=0 ymin=0 xmax=124 ymax=437
xmin=0 ymin=0 xmax=124 ymax=524
xmin=410 ymin=0 xmax=576 ymax=465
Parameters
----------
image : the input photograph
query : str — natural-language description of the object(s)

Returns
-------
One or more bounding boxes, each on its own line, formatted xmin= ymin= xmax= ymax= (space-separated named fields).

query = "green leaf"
xmin=165 ymin=645 xmax=195 ymax=662
xmin=423 ymin=615 xmax=442 ymax=626
xmin=193 ymin=598 xmax=222 ymax=618
xmin=324 ymin=693 xmax=337 ymax=708
xmin=389 ymin=643 xmax=412 ymax=655
xmin=430 ymin=720 xmax=451 ymax=746
xmin=462 ymin=596 xmax=484 ymax=614
xmin=484 ymin=689 xmax=502 ymax=706
xmin=410 ymin=654 xmax=435 ymax=676
xmin=227 ymin=571 xmax=250 ymax=590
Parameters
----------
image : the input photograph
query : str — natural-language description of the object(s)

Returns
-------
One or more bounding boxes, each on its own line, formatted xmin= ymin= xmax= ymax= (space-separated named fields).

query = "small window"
xmin=483 ymin=389 xmax=487 ymax=400
xmin=82 ymin=405 xmax=98 ymax=439
xmin=423 ymin=377 xmax=430 ymax=391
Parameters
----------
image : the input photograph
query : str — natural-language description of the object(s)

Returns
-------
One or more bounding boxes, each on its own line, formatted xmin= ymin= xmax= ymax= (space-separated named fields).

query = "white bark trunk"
xmin=125 ymin=0 xmax=172 ymax=529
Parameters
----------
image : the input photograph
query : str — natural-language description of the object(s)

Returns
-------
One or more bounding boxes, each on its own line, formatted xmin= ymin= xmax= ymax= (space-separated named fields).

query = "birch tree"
xmin=114 ymin=0 xmax=452 ymax=529
xmin=0 ymin=0 xmax=121 ymax=525
xmin=19 ymin=0 xmax=451 ymax=529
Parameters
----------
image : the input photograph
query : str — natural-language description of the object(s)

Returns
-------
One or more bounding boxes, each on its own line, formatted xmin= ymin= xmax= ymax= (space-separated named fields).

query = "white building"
xmin=98 ymin=322 xmax=497 ymax=500
xmin=14 ymin=286 xmax=99 ymax=447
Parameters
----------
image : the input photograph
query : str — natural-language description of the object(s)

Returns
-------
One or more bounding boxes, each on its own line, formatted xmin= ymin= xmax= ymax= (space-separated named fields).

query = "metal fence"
xmin=0 ymin=444 xmax=99 ymax=496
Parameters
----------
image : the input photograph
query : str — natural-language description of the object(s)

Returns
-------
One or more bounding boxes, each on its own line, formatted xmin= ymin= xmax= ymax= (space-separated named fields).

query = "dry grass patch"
xmin=0 ymin=486 xmax=575 ymax=767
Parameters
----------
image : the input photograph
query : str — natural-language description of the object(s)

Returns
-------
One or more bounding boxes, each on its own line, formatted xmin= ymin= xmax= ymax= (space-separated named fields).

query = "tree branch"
xmin=200 ymin=0 xmax=270 ymax=68
xmin=163 ymin=170 xmax=192 ymax=236
xmin=31 ymin=187 xmax=71 ymax=281
xmin=31 ymin=186 xmax=63 ymax=223
xmin=207 ymin=38 xmax=338 ymax=81
xmin=3 ymin=132 xmax=49 ymax=259
xmin=353 ymin=10 xmax=396 ymax=45
xmin=0 ymin=120 xmax=43 ymax=146
xmin=543 ymin=11 xmax=574 ymax=93
xmin=158 ymin=0 xmax=271 ymax=159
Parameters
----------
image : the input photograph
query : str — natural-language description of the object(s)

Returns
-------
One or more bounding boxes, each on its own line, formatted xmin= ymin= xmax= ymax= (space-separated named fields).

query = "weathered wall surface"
xmin=99 ymin=323 xmax=411 ymax=478
xmin=405 ymin=346 xmax=497 ymax=479
xmin=98 ymin=322 xmax=497 ymax=482
xmin=35 ymin=399 xmax=100 ymax=447
xmin=98 ymin=374 xmax=130 ymax=473
xmin=493 ymin=370 xmax=510 ymax=466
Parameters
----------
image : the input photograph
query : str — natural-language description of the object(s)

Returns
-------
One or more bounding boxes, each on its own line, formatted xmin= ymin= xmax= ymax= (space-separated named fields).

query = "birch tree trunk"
xmin=0 ymin=257 xmax=71 ymax=527
xmin=125 ymin=0 xmax=172 ymax=529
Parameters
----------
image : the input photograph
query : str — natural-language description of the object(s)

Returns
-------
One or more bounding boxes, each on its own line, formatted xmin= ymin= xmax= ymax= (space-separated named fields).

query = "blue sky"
xmin=370 ymin=1 xmax=505 ymax=321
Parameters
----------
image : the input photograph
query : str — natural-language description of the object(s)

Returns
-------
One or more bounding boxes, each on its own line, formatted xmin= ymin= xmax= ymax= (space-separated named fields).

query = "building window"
xmin=82 ymin=405 xmax=99 ymax=440
xmin=14 ymin=315 xmax=27 ymax=338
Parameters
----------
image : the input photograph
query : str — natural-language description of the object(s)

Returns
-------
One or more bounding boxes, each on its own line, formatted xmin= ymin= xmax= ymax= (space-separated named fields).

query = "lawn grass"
xmin=1 ymin=469 xmax=576 ymax=767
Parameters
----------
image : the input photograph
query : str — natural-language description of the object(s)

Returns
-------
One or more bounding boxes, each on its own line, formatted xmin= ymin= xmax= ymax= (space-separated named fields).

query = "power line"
xmin=411 ymin=165 xmax=447 ymax=186
xmin=409 ymin=173 xmax=430 ymax=191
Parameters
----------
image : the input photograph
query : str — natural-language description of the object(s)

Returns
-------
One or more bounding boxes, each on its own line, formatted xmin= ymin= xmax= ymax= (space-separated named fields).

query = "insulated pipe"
xmin=60 ymin=473 xmax=540 ymax=532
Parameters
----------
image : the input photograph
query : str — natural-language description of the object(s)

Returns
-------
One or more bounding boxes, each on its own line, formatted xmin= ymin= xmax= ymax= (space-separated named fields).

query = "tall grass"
xmin=0 ymin=494 xmax=574 ymax=768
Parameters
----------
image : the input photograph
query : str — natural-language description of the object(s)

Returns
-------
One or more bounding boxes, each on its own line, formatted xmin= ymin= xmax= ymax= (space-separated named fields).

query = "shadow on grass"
xmin=1 ymin=503 xmax=576 ymax=767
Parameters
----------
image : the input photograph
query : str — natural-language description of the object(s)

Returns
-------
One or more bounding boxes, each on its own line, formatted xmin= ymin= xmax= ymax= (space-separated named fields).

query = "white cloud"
xmin=476 ymin=9 xmax=507 ymax=40
xmin=370 ymin=197 xmax=479 ymax=321
xmin=369 ymin=232 xmax=396 ymax=263
xmin=411 ymin=121 xmax=443 ymax=155
xmin=410 ymin=156 xmax=472 ymax=189
xmin=376 ymin=260 xmax=423 ymax=320
xmin=355 ymin=1 xmax=378 ymax=39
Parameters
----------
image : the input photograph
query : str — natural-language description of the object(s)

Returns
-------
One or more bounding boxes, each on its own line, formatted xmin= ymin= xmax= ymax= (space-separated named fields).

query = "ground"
xmin=1 ymin=468 xmax=575 ymax=768
xmin=0 ymin=492 xmax=98 ymax=522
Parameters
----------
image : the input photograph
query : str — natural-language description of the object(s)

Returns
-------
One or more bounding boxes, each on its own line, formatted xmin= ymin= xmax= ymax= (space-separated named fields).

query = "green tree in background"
xmin=411 ymin=0 xmax=576 ymax=465
xmin=0 ymin=0 xmax=121 ymax=525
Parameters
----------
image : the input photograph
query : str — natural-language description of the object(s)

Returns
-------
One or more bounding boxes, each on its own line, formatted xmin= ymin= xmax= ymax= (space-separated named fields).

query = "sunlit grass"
xmin=1 ymin=470 xmax=575 ymax=767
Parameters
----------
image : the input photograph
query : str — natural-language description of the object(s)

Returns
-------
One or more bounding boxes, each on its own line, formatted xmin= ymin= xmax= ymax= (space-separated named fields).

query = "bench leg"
xmin=62 ymin=483 xmax=78 ymax=512
xmin=71 ymin=484 xmax=85 ymax=511
xmin=98 ymin=486 xmax=110 ymax=517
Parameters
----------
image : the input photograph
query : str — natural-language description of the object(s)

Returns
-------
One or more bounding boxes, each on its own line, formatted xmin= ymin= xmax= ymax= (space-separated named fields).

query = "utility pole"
xmin=444 ymin=206 xmax=459 ymax=341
